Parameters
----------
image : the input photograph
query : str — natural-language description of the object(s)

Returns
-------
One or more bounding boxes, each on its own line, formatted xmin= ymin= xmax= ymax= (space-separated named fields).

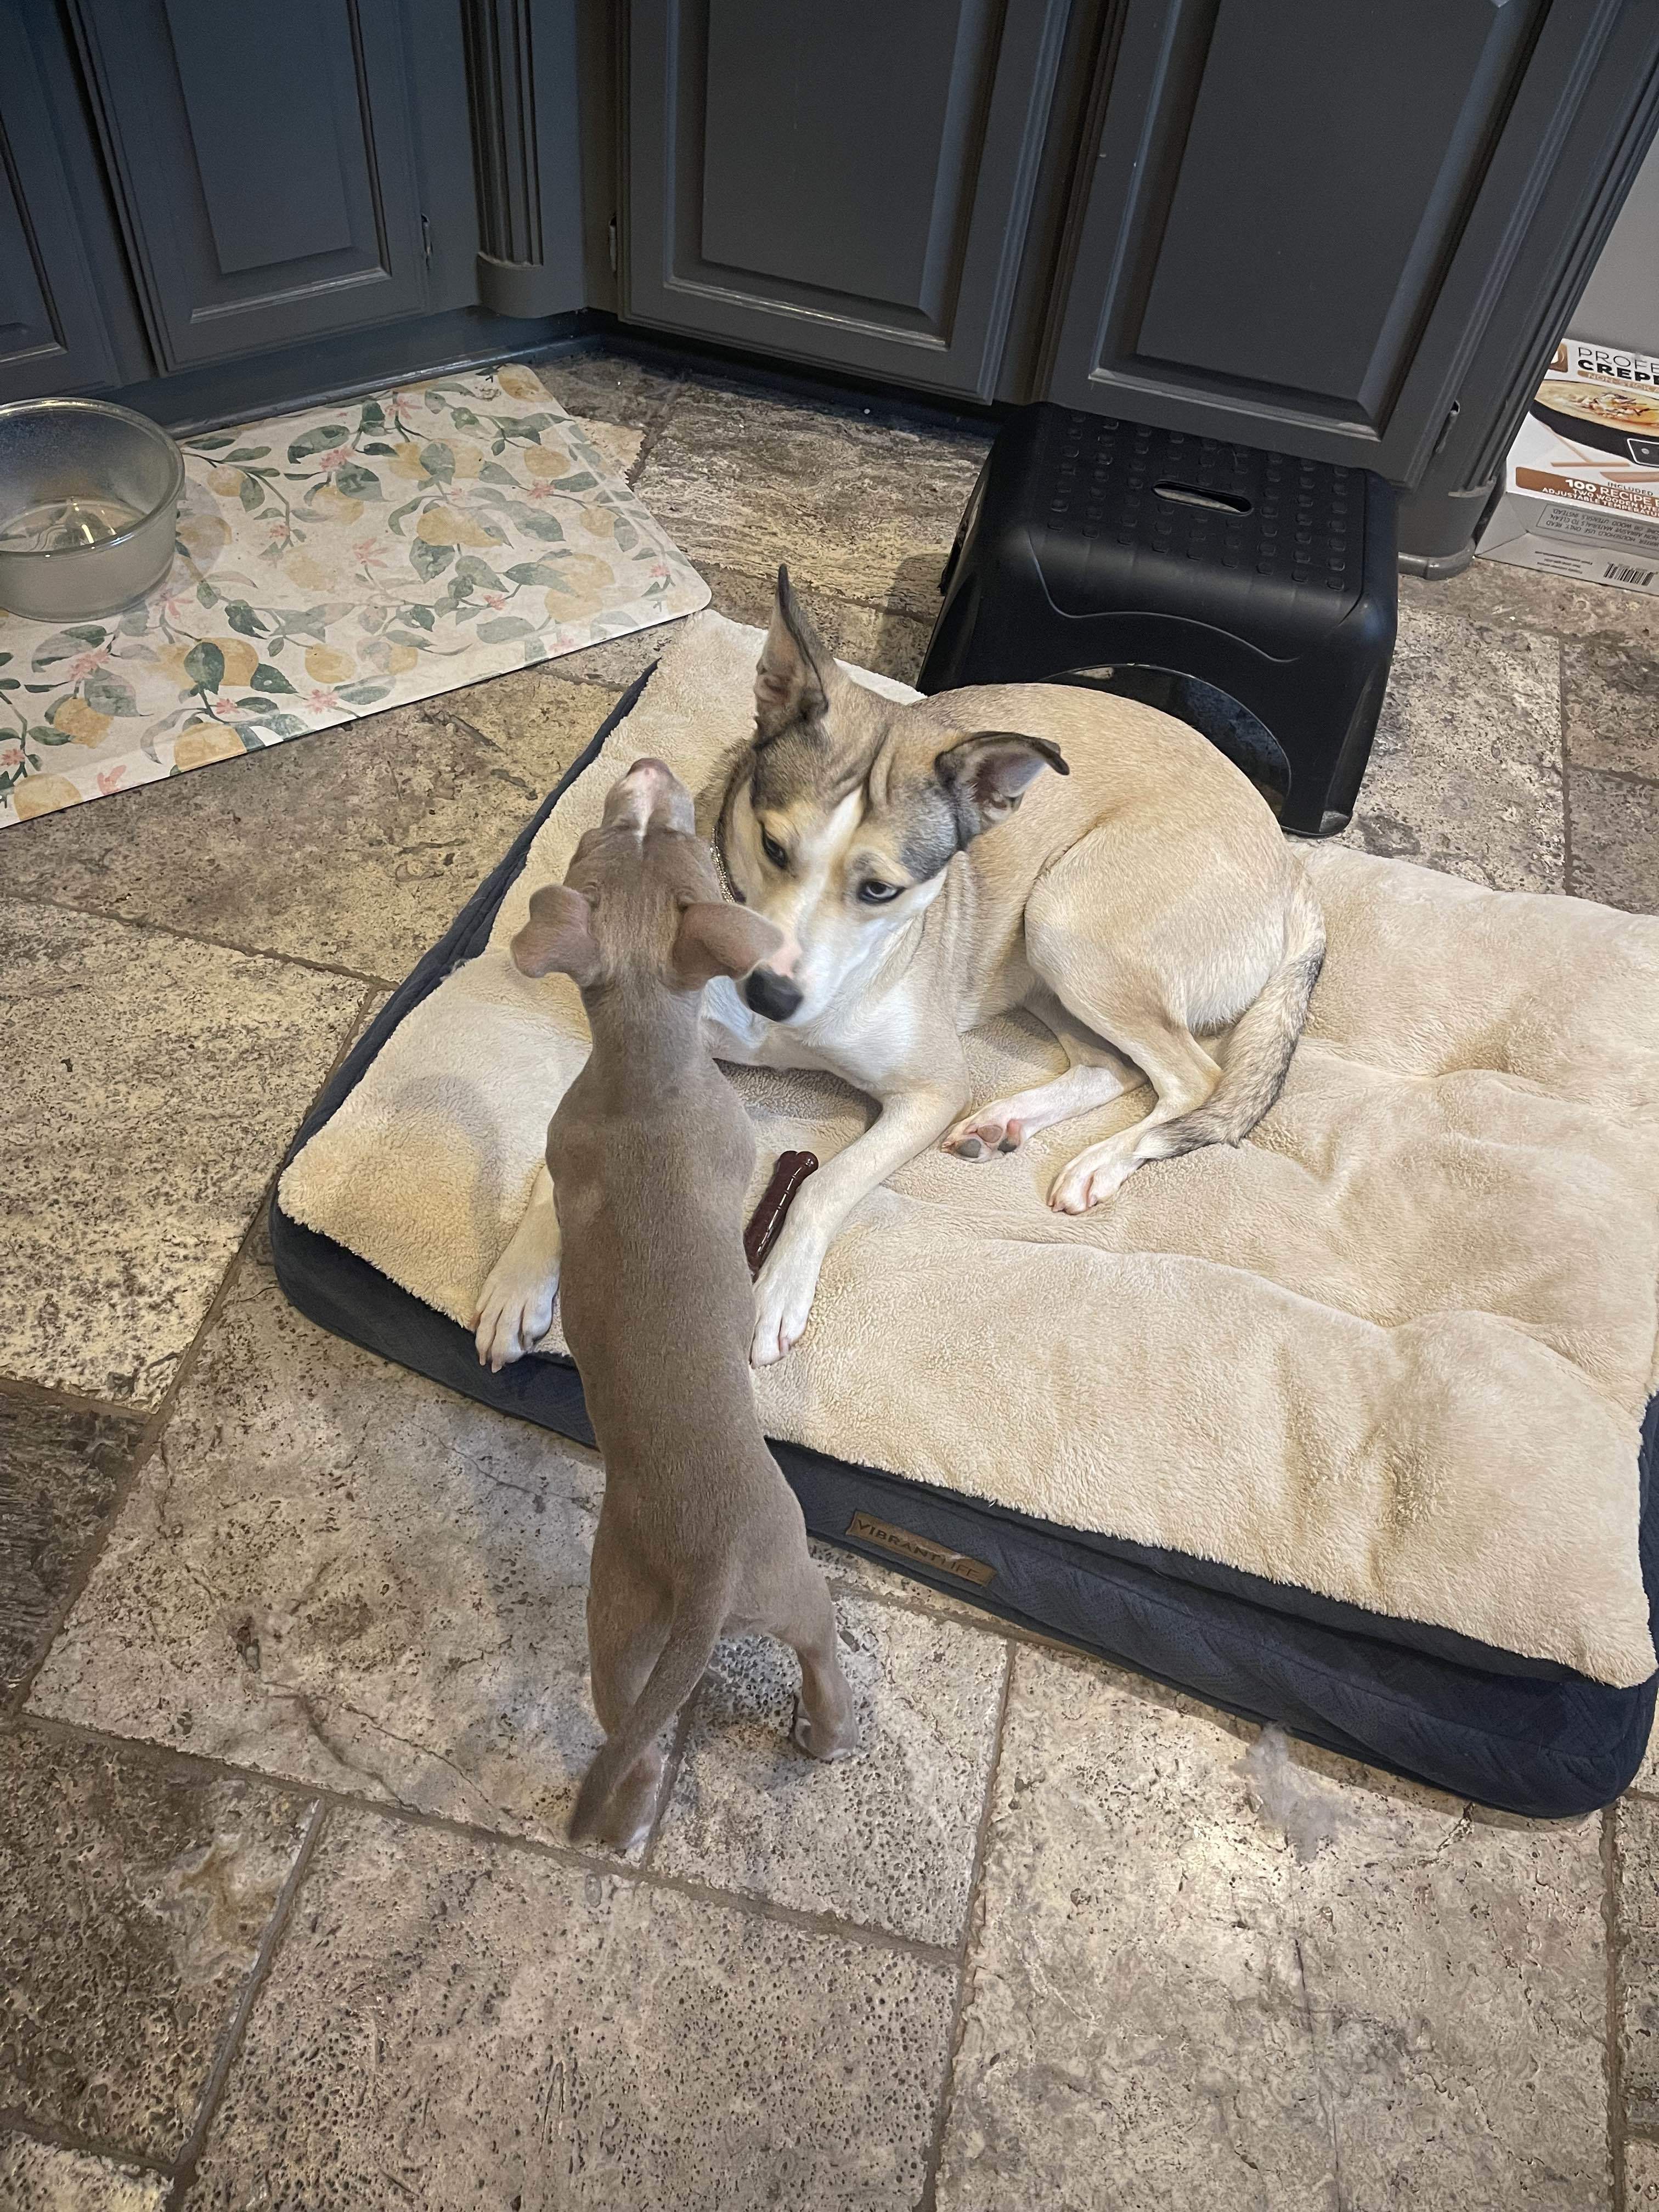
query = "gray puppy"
xmin=511 ymin=755 xmax=860 ymax=1853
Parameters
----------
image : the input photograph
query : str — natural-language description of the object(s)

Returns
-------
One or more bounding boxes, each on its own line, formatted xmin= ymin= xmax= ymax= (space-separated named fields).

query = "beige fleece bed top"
xmin=279 ymin=613 xmax=1659 ymax=1688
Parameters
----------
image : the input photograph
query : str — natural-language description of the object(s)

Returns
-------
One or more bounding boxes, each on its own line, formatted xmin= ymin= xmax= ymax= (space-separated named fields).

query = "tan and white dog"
xmin=476 ymin=570 xmax=1324 ymax=1372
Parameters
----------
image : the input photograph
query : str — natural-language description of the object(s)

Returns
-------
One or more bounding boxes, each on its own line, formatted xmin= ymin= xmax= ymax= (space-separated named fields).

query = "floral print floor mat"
xmin=0 ymin=362 xmax=708 ymax=825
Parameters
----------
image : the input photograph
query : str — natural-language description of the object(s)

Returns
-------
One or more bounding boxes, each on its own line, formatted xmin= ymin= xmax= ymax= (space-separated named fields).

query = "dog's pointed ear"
xmin=935 ymin=731 xmax=1068 ymax=841
xmin=672 ymin=900 xmax=783 ymax=989
xmin=754 ymin=565 xmax=830 ymax=744
xmin=511 ymin=884 xmax=600 ymax=985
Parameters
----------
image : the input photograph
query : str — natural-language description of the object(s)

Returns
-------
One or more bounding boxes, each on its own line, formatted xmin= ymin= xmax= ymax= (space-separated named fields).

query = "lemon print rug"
xmin=0 ymin=362 xmax=708 ymax=826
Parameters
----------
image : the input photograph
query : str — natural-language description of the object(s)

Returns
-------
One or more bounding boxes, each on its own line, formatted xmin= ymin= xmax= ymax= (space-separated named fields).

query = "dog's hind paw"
xmin=791 ymin=1696 xmax=861 ymax=1763
xmin=943 ymin=1110 xmax=1024 ymax=1160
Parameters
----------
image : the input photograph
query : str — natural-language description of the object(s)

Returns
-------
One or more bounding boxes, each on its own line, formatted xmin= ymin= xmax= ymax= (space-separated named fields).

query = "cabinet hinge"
xmin=421 ymin=214 xmax=433 ymax=266
xmin=608 ymin=216 xmax=618 ymax=274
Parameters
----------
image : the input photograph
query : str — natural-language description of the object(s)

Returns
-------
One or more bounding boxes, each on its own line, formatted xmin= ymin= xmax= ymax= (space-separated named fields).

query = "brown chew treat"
xmin=744 ymin=1151 xmax=819 ymax=1280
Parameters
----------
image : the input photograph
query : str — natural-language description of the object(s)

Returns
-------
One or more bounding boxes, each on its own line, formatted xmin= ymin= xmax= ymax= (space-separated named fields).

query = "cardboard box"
xmin=1477 ymin=341 xmax=1659 ymax=596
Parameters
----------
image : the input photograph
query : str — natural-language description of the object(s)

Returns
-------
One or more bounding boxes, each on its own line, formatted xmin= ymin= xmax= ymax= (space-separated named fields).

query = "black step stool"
xmin=918 ymin=405 xmax=1397 ymax=836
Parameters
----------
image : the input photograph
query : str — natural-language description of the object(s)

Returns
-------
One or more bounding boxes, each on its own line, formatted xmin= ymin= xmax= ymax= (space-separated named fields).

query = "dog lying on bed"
xmin=477 ymin=569 xmax=1324 ymax=1372
xmin=511 ymin=756 xmax=860 ymax=1852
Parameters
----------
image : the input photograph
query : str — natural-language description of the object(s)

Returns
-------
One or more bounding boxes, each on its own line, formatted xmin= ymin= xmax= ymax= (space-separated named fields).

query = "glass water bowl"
xmin=0 ymin=398 xmax=184 ymax=621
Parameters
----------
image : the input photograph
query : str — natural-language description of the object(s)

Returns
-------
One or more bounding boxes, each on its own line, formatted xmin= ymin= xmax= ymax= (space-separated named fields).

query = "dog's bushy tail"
xmin=569 ymin=1581 xmax=730 ymax=1849
xmin=1150 ymin=873 xmax=1325 ymax=1160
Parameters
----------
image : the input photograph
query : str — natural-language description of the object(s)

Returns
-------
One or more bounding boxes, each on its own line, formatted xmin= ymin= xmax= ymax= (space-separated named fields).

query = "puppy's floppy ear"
xmin=672 ymin=900 xmax=783 ymax=989
xmin=935 ymin=730 xmax=1068 ymax=841
xmin=511 ymin=884 xmax=600 ymax=985
xmin=754 ymin=565 xmax=830 ymax=744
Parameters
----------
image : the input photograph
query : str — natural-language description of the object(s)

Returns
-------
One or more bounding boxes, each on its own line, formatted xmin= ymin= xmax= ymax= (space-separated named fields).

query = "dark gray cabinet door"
xmin=0 ymin=4 xmax=125 ymax=400
xmin=71 ymin=0 xmax=429 ymax=371
xmin=1045 ymin=0 xmax=1633 ymax=482
xmin=625 ymin=0 xmax=1072 ymax=399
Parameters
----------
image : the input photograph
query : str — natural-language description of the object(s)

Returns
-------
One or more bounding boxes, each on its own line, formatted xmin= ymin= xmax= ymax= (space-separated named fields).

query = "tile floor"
xmin=2 ymin=340 xmax=1656 ymax=2211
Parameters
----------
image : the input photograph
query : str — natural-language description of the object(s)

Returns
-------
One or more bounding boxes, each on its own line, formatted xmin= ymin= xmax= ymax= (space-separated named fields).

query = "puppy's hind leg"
xmin=582 ymin=1535 xmax=673 ymax=1853
xmin=778 ymin=1565 xmax=860 ymax=1763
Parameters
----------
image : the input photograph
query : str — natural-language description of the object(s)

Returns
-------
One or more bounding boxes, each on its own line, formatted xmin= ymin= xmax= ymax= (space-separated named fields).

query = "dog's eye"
xmin=760 ymin=830 xmax=789 ymax=870
xmin=858 ymin=878 xmax=901 ymax=904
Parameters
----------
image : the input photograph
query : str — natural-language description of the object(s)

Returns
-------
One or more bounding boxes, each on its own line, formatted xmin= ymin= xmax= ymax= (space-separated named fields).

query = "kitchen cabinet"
xmin=70 ymin=0 xmax=431 ymax=371
xmin=0 ymin=3 xmax=134 ymax=403
xmin=623 ymin=0 xmax=1074 ymax=400
xmin=1041 ymin=0 xmax=1657 ymax=490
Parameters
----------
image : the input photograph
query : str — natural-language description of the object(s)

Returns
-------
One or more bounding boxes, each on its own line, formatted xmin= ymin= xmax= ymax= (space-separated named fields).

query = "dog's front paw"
xmin=751 ymin=1236 xmax=822 ymax=1367
xmin=473 ymin=1251 xmax=560 ymax=1372
xmin=943 ymin=1106 xmax=1024 ymax=1160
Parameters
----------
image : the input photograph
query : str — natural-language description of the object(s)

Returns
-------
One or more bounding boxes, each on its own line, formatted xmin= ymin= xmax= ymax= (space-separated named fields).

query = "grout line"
xmin=163 ymin=1797 xmax=331 ymax=2207
xmin=819 ymin=1564 xmax=1053 ymax=1649
xmin=0 ymin=1370 xmax=155 ymax=1422
xmin=3 ymin=985 xmax=380 ymax=1721
xmin=622 ymin=1860 xmax=957 ymax=1969
xmin=7 ymin=887 xmax=400 ymax=995
xmin=918 ymin=1638 xmax=1016 ymax=2212
xmin=623 ymin=378 xmax=690 ymax=491
xmin=0 ymin=2107 xmax=175 ymax=2182
xmin=1607 ymin=1802 xmax=1627 ymax=2212
xmin=1568 ymin=762 xmax=1659 ymax=792
xmin=12 ymin=1707 xmax=956 ymax=1971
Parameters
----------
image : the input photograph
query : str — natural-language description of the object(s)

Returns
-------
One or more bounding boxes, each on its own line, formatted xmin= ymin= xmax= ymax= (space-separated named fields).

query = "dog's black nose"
xmin=742 ymin=967 xmax=803 ymax=1022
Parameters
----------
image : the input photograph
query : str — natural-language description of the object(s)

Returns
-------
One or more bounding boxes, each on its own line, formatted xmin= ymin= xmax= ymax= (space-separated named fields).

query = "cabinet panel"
xmin=72 ymin=0 xmax=428 ymax=370
xmin=0 ymin=3 xmax=125 ymax=400
xmin=1045 ymin=0 xmax=1626 ymax=481
xmin=625 ymin=0 xmax=1071 ymax=398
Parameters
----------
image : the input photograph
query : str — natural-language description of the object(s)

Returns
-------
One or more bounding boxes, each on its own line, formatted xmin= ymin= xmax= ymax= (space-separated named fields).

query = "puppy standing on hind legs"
xmin=509 ymin=755 xmax=859 ymax=1852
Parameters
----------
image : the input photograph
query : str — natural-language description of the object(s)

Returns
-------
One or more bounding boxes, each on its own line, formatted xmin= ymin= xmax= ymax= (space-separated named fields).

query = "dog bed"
xmin=272 ymin=618 xmax=1659 ymax=1816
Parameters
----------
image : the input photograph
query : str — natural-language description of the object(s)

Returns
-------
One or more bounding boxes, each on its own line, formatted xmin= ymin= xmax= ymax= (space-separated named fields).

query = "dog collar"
xmin=710 ymin=825 xmax=745 ymax=905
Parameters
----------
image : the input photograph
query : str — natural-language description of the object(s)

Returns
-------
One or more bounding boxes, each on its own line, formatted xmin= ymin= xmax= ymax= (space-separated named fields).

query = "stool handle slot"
xmin=1153 ymin=481 xmax=1254 ymax=515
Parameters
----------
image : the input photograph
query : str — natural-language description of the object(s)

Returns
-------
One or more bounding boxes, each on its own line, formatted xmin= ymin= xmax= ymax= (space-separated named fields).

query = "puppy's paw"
xmin=943 ymin=1107 xmax=1024 ymax=1160
xmin=1047 ymin=1147 xmax=1134 ymax=1215
xmin=472 ymin=1253 xmax=560 ymax=1371
xmin=791 ymin=1695 xmax=861 ymax=1763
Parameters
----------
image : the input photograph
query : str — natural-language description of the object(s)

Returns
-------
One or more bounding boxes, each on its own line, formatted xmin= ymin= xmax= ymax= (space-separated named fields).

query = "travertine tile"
xmin=182 ymin=1809 xmax=955 ymax=2211
xmin=808 ymin=1532 xmax=1004 ymax=1626
xmin=1570 ymin=768 xmax=1659 ymax=915
xmin=0 ymin=1730 xmax=312 ymax=2160
xmin=1341 ymin=601 xmax=1565 ymax=893
xmin=0 ymin=2137 xmax=168 ymax=2212
xmin=1564 ymin=634 xmax=1659 ymax=781
xmin=572 ymin=416 xmax=647 ymax=480
xmin=936 ymin=1645 xmax=1607 ymax=2211
xmin=1627 ymin=2138 xmax=1659 ymax=2210
xmin=0 ymin=1395 xmax=145 ymax=1694
xmin=1406 ymin=558 xmax=1659 ymax=650
xmin=0 ymin=680 xmax=622 ymax=979
xmin=1618 ymin=1795 xmax=1659 ymax=2131
xmin=530 ymin=344 xmax=687 ymax=436
xmin=698 ymin=563 xmax=935 ymax=685
xmin=0 ymin=900 xmax=363 ymax=1406
xmin=653 ymin=1593 xmax=1007 ymax=1944
xmin=29 ymin=1234 xmax=612 ymax=1846
xmin=636 ymin=377 xmax=988 ymax=619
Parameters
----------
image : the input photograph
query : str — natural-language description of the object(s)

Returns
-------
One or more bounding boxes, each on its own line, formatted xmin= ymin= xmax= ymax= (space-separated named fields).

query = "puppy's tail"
xmin=1150 ymin=873 xmax=1325 ymax=1160
xmin=569 ymin=1581 xmax=730 ymax=1849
